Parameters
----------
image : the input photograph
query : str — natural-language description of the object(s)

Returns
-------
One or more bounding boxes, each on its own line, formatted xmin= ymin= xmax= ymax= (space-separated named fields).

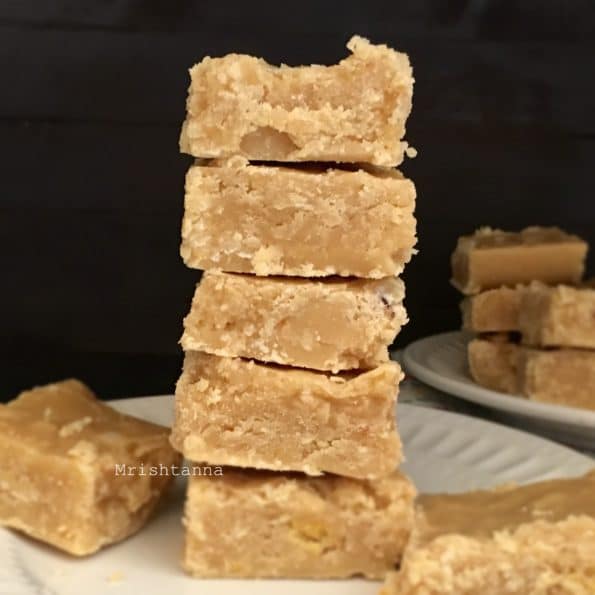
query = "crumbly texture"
xmin=468 ymin=338 xmax=595 ymax=410
xmin=381 ymin=471 xmax=595 ymax=595
xmin=519 ymin=281 xmax=595 ymax=349
xmin=181 ymin=158 xmax=417 ymax=278
xmin=183 ymin=469 xmax=416 ymax=578
xmin=170 ymin=352 xmax=403 ymax=479
xmin=182 ymin=271 xmax=407 ymax=372
xmin=0 ymin=380 xmax=181 ymax=556
xmin=451 ymin=227 xmax=587 ymax=295
xmin=179 ymin=36 xmax=413 ymax=166
xmin=461 ymin=286 xmax=523 ymax=332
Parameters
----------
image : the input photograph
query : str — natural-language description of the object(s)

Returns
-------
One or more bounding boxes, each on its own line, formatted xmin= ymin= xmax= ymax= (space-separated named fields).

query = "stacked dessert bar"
xmin=170 ymin=36 xmax=418 ymax=578
xmin=451 ymin=226 xmax=595 ymax=410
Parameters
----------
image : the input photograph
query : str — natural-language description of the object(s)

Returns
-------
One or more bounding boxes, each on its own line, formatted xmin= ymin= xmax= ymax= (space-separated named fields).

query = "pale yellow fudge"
xmin=181 ymin=158 xmax=417 ymax=277
xmin=180 ymin=36 xmax=413 ymax=166
xmin=170 ymin=352 xmax=402 ymax=479
xmin=183 ymin=469 xmax=416 ymax=578
xmin=461 ymin=286 xmax=523 ymax=332
xmin=381 ymin=470 xmax=595 ymax=595
xmin=451 ymin=227 xmax=587 ymax=295
xmin=0 ymin=380 xmax=181 ymax=556
xmin=182 ymin=271 xmax=407 ymax=372
xmin=467 ymin=335 xmax=521 ymax=394
xmin=468 ymin=338 xmax=595 ymax=410
xmin=519 ymin=282 xmax=595 ymax=349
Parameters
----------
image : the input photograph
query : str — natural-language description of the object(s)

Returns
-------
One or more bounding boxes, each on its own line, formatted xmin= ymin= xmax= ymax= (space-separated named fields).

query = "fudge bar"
xmin=381 ymin=470 xmax=595 ymax=595
xmin=170 ymin=352 xmax=403 ymax=479
xmin=0 ymin=380 xmax=181 ymax=556
xmin=180 ymin=36 xmax=413 ymax=167
xmin=183 ymin=469 xmax=416 ymax=578
xmin=467 ymin=335 xmax=521 ymax=394
xmin=461 ymin=286 xmax=523 ymax=332
xmin=468 ymin=338 xmax=595 ymax=410
xmin=519 ymin=282 xmax=595 ymax=349
xmin=181 ymin=158 xmax=417 ymax=278
xmin=182 ymin=271 xmax=407 ymax=372
xmin=451 ymin=226 xmax=587 ymax=295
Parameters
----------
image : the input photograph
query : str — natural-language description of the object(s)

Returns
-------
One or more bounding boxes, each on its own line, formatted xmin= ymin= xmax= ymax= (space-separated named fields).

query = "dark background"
xmin=1 ymin=0 xmax=594 ymax=400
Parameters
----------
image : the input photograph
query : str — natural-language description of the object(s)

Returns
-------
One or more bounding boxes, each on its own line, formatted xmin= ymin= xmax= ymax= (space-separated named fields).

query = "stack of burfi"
xmin=170 ymin=36 xmax=418 ymax=578
xmin=451 ymin=226 xmax=595 ymax=410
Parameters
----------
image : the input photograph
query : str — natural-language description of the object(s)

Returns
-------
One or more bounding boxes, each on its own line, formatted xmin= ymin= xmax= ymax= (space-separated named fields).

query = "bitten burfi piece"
xmin=461 ymin=286 xmax=523 ymax=332
xmin=468 ymin=338 xmax=595 ymax=410
xmin=181 ymin=159 xmax=417 ymax=278
xmin=183 ymin=469 xmax=416 ymax=578
xmin=180 ymin=36 xmax=413 ymax=166
xmin=182 ymin=271 xmax=407 ymax=372
xmin=519 ymin=282 xmax=595 ymax=349
xmin=451 ymin=227 xmax=587 ymax=295
xmin=170 ymin=352 xmax=403 ymax=479
xmin=0 ymin=380 xmax=181 ymax=556
xmin=381 ymin=470 xmax=595 ymax=595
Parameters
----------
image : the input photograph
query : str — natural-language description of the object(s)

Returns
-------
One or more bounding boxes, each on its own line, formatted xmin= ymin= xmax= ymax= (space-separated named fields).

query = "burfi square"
xmin=381 ymin=471 xmax=595 ymax=595
xmin=519 ymin=282 xmax=595 ymax=349
xmin=461 ymin=286 xmax=523 ymax=332
xmin=170 ymin=352 xmax=403 ymax=479
xmin=181 ymin=158 xmax=417 ymax=278
xmin=0 ymin=380 xmax=181 ymax=556
xmin=183 ymin=469 xmax=416 ymax=578
xmin=180 ymin=36 xmax=413 ymax=167
xmin=451 ymin=227 xmax=587 ymax=295
xmin=181 ymin=271 xmax=407 ymax=372
xmin=468 ymin=338 xmax=595 ymax=410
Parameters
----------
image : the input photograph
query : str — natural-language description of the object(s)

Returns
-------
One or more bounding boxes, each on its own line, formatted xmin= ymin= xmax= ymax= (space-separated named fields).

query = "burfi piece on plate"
xmin=0 ymin=380 xmax=181 ymax=556
xmin=181 ymin=159 xmax=417 ymax=278
xmin=180 ymin=36 xmax=413 ymax=166
xmin=182 ymin=271 xmax=407 ymax=372
xmin=461 ymin=286 xmax=523 ymax=332
xmin=519 ymin=282 xmax=595 ymax=349
xmin=170 ymin=352 xmax=403 ymax=479
xmin=468 ymin=338 xmax=595 ymax=411
xmin=183 ymin=469 xmax=416 ymax=578
xmin=381 ymin=470 xmax=595 ymax=595
xmin=467 ymin=335 xmax=522 ymax=394
xmin=520 ymin=348 xmax=595 ymax=411
xmin=451 ymin=226 xmax=587 ymax=295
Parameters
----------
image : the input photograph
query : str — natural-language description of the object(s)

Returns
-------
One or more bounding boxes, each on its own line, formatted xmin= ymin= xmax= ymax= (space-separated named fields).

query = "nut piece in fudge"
xmin=451 ymin=226 xmax=587 ymax=295
xmin=170 ymin=352 xmax=403 ymax=479
xmin=381 ymin=470 xmax=595 ymax=595
xmin=0 ymin=379 xmax=181 ymax=556
xmin=181 ymin=159 xmax=417 ymax=278
xmin=182 ymin=272 xmax=407 ymax=372
xmin=183 ymin=469 xmax=416 ymax=578
xmin=180 ymin=36 xmax=413 ymax=166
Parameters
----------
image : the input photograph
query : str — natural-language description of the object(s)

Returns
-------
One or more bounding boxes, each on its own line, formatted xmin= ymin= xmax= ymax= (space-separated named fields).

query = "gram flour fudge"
xmin=181 ymin=158 xmax=416 ymax=277
xmin=468 ymin=338 xmax=595 ymax=410
xmin=182 ymin=271 xmax=407 ymax=372
xmin=170 ymin=351 xmax=403 ymax=479
xmin=451 ymin=227 xmax=587 ymax=295
xmin=183 ymin=469 xmax=416 ymax=578
xmin=0 ymin=380 xmax=181 ymax=556
xmin=381 ymin=471 xmax=595 ymax=595
xmin=180 ymin=36 xmax=413 ymax=166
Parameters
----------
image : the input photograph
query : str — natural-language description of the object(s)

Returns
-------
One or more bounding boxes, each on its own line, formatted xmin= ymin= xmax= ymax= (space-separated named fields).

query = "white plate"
xmin=2 ymin=395 xmax=593 ymax=595
xmin=403 ymin=331 xmax=595 ymax=450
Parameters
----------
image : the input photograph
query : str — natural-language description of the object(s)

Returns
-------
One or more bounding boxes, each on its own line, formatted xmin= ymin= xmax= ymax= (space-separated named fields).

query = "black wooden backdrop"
xmin=2 ymin=1 xmax=594 ymax=400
